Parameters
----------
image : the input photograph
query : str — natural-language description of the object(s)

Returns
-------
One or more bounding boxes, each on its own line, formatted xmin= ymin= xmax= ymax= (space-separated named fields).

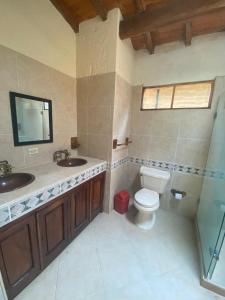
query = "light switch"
xmin=28 ymin=148 xmax=39 ymax=156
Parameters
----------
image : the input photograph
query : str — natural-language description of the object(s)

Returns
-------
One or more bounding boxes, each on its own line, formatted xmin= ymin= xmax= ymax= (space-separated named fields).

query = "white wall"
xmin=115 ymin=11 xmax=135 ymax=84
xmin=134 ymin=33 xmax=225 ymax=86
xmin=76 ymin=9 xmax=118 ymax=78
xmin=76 ymin=8 xmax=135 ymax=83
xmin=0 ymin=0 xmax=76 ymax=77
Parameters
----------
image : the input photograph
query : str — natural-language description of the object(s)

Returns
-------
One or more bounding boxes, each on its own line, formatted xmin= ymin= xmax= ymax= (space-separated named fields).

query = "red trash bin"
xmin=114 ymin=190 xmax=130 ymax=214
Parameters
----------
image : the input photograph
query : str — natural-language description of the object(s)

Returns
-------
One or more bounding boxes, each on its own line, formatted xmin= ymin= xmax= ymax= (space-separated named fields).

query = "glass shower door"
xmin=197 ymin=93 xmax=225 ymax=279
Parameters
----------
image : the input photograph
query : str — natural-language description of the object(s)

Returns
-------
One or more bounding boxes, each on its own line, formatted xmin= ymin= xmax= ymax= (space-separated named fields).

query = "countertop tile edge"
xmin=0 ymin=161 xmax=107 ymax=227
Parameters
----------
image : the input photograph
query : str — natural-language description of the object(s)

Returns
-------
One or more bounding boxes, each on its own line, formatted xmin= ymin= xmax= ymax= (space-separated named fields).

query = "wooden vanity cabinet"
xmin=0 ymin=171 xmax=105 ymax=299
xmin=0 ymin=215 xmax=40 ymax=300
xmin=90 ymin=173 xmax=105 ymax=220
xmin=37 ymin=193 xmax=70 ymax=269
xmin=69 ymin=181 xmax=90 ymax=240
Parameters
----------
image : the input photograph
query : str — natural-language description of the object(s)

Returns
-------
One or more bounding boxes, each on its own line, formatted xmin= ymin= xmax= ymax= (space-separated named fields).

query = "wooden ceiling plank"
xmin=120 ymin=0 xmax=225 ymax=39
xmin=50 ymin=0 xmax=80 ymax=33
xmin=133 ymin=9 xmax=225 ymax=50
xmin=184 ymin=22 xmax=192 ymax=46
xmin=90 ymin=0 xmax=108 ymax=21
xmin=145 ymin=32 xmax=154 ymax=54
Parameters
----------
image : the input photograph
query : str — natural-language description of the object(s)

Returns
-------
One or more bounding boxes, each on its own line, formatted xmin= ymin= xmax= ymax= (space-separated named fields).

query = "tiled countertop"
xmin=0 ymin=156 xmax=107 ymax=227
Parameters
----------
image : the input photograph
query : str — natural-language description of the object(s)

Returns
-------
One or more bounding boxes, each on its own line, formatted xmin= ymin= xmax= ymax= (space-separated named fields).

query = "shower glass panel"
xmin=197 ymin=92 xmax=225 ymax=279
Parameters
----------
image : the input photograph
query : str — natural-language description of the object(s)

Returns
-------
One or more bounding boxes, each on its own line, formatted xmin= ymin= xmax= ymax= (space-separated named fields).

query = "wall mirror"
xmin=10 ymin=92 xmax=53 ymax=146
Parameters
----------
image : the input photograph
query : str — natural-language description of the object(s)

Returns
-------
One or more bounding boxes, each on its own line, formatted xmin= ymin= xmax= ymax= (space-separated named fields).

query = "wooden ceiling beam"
xmin=90 ymin=0 xmax=108 ymax=21
xmin=184 ymin=22 xmax=192 ymax=46
xmin=145 ymin=32 xmax=154 ymax=54
xmin=120 ymin=0 xmax=225 ymax=39
xmin=130 ymin=9 xmax=225 ymax=51
xmin=134 ymin=0 xmax=146 ymax=13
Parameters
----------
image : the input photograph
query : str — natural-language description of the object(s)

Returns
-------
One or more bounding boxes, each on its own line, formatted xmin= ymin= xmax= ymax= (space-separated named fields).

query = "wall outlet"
xmin=28 ymin=148 xmax=39 ymax=156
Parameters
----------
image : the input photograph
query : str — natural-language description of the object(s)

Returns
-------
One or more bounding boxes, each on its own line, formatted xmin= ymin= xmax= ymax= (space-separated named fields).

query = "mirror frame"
xmin=9 ymin=91 xmax=53 ymax=146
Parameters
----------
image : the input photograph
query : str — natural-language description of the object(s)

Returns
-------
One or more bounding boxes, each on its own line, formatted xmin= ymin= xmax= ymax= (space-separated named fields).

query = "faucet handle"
xmin=65 ymin=150 xmax=71 ymax=160
xmin=0 ymin=161 xmax=13 ymax=176
xmin=6 ymin=163 xmax=13 ymax=174
xmin=53 ymin=152 xmax=62 ymax=162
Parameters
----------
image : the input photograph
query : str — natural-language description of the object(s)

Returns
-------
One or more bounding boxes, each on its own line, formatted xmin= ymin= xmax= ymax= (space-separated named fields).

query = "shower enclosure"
xmin=197 ymin=87 xmax=225 ymax=288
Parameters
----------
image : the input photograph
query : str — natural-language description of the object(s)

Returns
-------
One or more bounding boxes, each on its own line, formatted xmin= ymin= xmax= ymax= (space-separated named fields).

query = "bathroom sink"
xmin=57 ymin=158 xmax=87 ymax=167
xmin=0 ymin=173 xmax=35 ymax=193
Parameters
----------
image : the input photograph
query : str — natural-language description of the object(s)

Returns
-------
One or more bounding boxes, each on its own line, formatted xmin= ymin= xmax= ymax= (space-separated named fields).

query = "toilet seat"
xmin=135 ymin=188 xmax=159 ymax=208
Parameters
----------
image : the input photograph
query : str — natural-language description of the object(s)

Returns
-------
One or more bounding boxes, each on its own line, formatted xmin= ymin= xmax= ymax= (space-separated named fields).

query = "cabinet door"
xmin=0 ymin=214 xmax=40 ymax=300
xmin=37 ymin=194 xmax=70 ymax=269
xmin=90 ymin=172 xmax=105 ymax=220
xmin=70 ymin=181 xmax=90 ymax=239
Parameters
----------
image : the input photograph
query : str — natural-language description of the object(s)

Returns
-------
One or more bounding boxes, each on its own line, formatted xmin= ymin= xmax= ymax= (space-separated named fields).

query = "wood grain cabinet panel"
xmin=0 ymin=172 xmax=106 ymax=299
xmin=37 ymin=194 xmax=70 ymax=269
xmin=70 ymin=182 xmax=90 ymax=239
xmin=90 ymin=173 xmax=105 ymax=220
xmin=0 ymin=215 xmax=40 ymax=300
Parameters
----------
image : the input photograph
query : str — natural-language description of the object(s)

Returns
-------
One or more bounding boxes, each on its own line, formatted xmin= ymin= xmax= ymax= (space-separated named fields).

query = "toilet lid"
xmin=135 ymin=188 xmax=159 ymax=208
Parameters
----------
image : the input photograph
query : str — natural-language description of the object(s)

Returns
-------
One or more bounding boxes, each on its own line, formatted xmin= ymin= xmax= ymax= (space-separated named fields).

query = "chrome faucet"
xmin=53 ymin=150 xmax=71 ymax=162
xmin=0 ymin=160 xmax=13 ymax=177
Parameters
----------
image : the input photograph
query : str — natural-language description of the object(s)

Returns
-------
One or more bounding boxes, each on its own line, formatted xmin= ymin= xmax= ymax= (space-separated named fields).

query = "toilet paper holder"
xmin=171 ymin=189 xmax=186 ymax=199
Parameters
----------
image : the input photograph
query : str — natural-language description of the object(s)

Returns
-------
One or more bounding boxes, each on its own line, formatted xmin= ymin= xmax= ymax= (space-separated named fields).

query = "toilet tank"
xmin=140 ymin=166 xmax=170 ymax=194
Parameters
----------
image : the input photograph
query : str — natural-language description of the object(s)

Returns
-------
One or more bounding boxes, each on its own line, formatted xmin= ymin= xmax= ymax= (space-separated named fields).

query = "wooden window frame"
xmin=141 ymin=80 xmax=215 ymax=111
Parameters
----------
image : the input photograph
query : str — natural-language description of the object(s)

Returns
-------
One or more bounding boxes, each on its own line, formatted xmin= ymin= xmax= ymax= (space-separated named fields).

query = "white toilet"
xmin=134 ymin=166 xmax=170 ymax=230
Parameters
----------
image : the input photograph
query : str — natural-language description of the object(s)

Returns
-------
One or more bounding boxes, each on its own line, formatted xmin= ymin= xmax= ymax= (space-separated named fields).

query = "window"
xmin=141 ymin=80 xmax=214 ymax=110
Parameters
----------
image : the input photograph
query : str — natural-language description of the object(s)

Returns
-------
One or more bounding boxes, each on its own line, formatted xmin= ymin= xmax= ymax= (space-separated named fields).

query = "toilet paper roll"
xmin=175 ymin=192 xmax=183 ymax=200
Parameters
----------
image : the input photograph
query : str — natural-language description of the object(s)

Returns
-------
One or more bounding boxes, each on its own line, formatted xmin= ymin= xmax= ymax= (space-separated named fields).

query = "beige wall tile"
xmin=157 ymin=171 xmax=203 ymax=219
xmin=172 ymin=172 xmax=203 ymax=198
xmin=115 ymin=74 xmax=132 ymax=108
xmin=112 ymin=147 xmax=128 ymax=161
xmin=77 ymin=77 xmax=89 ymax=108
xmin=0 ymin=134 xmax=25 ymax=168
xmin=17 ymin=53 xmax=51 ymax=99
xmin=150 ymin=111 xmax=180 ymax=138
xmin=48 ymin=68 xmax=76 ymax=102
xmin=131 ymin=111 xmax=152 ymax=135
xmin=113 ymin=75 xmax=132 ymax=141
xmin=77 ymin=134 xmax=89 ymax=156
xmin=0 ymin=45 xmax=18 ymax=91
xmin=0 ymin=45 xmax=77 ymax=169
xmin=88 ymin=72 xmax=115 ymax=107
xmin=88 ymin=134 xmax=112 ymax=161
xmin=127 ymin=164 xmax=140 ymax=195
xmin=179 ymin=110 xmax=214 ymax=140
xmin=0 ymin=46 xmax=19 ymax=135
xmin=131 ymin=85 xmax=142 ymax=112
xmin=113 ymin=105 xmax=130 ymax=138
xmin=88 ymin=105 xmax=113 ymax=135
xmin=176 ymin=138 xmax=209 ymax=168
xmin=23 ymin=143 xmax=55 ymax=167
xmin=129 ymin=135 xmax=151 ymax=159
xmin=0 ymin=91 xmax=14 ymax=135
xmin=77 ymin=105 xmax=88 ymax=135
xmin=149 ymin=136 xmax=177 ymax=162
xmin=128 ymin=79 xmax=221 ymax=219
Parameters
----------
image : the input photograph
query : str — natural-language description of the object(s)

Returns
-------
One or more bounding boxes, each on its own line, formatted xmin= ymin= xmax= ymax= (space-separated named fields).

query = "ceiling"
xmin=50 ymin=0 xmax=225 ymax=54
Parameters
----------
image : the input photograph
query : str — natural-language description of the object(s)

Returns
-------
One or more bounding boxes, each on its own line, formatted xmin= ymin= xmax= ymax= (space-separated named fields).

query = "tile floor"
xmin=15 ymin=208 xmax=223 ymax=300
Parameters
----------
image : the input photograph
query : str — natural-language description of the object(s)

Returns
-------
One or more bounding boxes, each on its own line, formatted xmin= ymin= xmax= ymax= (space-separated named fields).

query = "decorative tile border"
xmin=109 ymin=156 xmax=225 ymax=180
xmin=110 ymin=157 xmax=129 ymax=170
xmin=129 ymin=156 xmax=225 ymax=179
xmin=10 ymin=184 xmax=61 ymax=221
xmin=60 ymin=162 xmax=107 ymax=193
xmin=0 ymin=161 xmax=107 ymax=228
xmin=0 ymin=206 xmax=11 ymax=228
